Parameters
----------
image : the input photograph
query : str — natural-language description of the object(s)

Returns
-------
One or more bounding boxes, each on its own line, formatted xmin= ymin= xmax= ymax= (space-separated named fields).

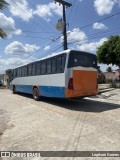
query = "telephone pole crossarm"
xmin=54 ymin=0 xmax=72 ymax=7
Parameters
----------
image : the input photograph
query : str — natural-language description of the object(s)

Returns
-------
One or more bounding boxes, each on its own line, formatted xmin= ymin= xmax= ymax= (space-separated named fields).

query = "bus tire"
xmin=33 ymin=87 xmax=40 ymax=101
xmin=13 ymin=85 xmax=16 ymax=94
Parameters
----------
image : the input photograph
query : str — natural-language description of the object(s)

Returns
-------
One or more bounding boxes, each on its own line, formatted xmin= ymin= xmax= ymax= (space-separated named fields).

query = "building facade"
xmin=0 ymin=74 xmax=9 ymax=86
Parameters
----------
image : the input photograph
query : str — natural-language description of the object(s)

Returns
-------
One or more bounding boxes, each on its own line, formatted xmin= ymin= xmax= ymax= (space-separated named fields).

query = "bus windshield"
xmin=68 ymin=51 xmax=97 ymax=69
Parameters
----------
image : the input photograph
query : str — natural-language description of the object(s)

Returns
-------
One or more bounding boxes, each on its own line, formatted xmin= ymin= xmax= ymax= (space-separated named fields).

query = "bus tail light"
xmin=68 ymin=78 xmax=74 ymax=90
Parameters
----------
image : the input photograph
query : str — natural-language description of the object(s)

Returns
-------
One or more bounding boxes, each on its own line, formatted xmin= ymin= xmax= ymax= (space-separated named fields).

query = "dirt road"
xmin=0 ymin=89 xmax=120 ymax=160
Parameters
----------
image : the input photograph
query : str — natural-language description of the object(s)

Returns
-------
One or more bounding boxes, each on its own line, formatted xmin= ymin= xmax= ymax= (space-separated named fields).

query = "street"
xmin=0 ymin=89 xmax=120 ymax=160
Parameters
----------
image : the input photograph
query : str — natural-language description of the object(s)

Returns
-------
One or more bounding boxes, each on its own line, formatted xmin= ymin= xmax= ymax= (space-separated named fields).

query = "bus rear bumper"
xmin=65 ymin=89 xmax=98 ymax=98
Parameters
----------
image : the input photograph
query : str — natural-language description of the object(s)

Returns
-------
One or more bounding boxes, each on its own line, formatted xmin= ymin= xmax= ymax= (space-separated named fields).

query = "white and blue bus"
xmin=10 ymin=50 xmax=98 ymax=100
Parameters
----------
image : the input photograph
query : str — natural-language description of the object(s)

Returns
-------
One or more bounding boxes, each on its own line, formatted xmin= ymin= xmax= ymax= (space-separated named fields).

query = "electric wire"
xmin=67 ymin=0 xmax=76 ymax=23
xmin=79 ymin=11 xmax=120 ymax=30
xmin=26 ymin=0 xmax=55 ymax=29
xmin=12 ymin=0 xmax=54 ymax=36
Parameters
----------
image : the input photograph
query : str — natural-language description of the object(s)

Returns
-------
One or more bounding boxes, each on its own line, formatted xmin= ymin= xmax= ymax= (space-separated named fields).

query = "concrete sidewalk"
xmin=86 ymin=89 xmax=120 ymax=105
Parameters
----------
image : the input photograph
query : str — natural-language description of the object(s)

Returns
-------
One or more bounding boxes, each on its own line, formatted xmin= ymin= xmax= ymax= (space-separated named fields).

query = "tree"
xmin=6 ymin=69 xmax=12 ymax=76
xmin=0 ymin=0 xmax=9 ymax=38
xmin=97 ymin=36 xmax=120 ymax=69
xmin=106 ymin=66 xmax=112 ymax=72
xmin=0 ymin=28 xmax=7 ymax=38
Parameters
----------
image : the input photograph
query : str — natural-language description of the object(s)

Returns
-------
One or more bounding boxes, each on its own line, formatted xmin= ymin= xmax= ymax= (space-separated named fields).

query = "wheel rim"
xmin=33 ymin=89 xmax=38 ymax=99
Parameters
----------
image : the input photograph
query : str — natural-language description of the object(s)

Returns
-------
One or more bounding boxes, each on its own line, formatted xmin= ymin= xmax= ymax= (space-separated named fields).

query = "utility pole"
xmin=54 ymin=0 xmax=72 ymax=50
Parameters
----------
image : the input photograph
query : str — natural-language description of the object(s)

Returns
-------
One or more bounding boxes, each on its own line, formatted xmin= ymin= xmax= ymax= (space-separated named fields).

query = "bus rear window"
xmin=68 ymin=51 xmax=97 ymax=69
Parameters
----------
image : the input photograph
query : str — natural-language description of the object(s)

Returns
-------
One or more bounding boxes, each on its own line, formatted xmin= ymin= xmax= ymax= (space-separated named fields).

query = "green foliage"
xmin=106 ymin=66 xmax=112 ymax=72
xmin=112 ymin=82 xmax=120 ymax=88
xmin=106 ymin=79 xmax=113 ymax=83
xmin=0 ymin=28 xmax=7 ymax=39
xmin=0 ymin=0 xmax=9 ymax=39
xmin=97 ymin=36 xmax=120 ymax=68
xmin=98 ymin=74 xmax=106 ymax=84
xmin=5 ymin=69 xmax=12 ymax=76
xmin=0 ymin=0 xmax=8 ymax=10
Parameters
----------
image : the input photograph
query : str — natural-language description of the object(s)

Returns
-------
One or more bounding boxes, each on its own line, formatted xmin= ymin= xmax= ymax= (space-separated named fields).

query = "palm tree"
xmin=0 ymin=0 xmax=9 ymax=38
xmin=0 ymin=0 xmax=8 ymax=10
xmin=0 ymin=28 xmax=7 ymax=38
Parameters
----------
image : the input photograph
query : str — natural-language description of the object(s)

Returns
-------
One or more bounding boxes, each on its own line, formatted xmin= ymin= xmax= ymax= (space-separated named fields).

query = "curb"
xmin=98 ymin=88 xmax=115 ymax=94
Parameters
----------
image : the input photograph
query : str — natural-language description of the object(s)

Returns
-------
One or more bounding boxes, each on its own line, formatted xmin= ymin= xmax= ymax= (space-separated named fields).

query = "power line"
xmin=12 ymin=0 xmax=53 ymax=35
xmin=67 ymin=0 xmax=80 ymax=27
xmin=86 ymin=25 xmax=120 ymax=37
xmin=68 ymin=29 xmax=120 ymax=45
xmin=24 ymin=41 xmax=54 ymax=59
xmin=1 ymin=28 xmax=57 ymax=34
xmin=49 ymin=44 xmax=63 ymax=53
xmin=45 ymin=43 xmax=63 ymax=56
xmin=26 ymin=0 xmax=55 ymax=31
xmin=67 ymin=0 xmax=76 ymax=23
xmin=79 ymin=11 xmax=120 ymax=30
xmin=17 ymin=35 xmax=52 ymax=39
xmin=55 ymin=11 xmax=120 ymax=44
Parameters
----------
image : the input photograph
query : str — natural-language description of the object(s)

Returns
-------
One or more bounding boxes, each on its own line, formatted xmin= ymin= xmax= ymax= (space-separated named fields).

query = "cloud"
xmin=5 ymin=41 xmax=40 ymax=56
xmin=44 ymin=45 xmax=50 ymax=51
xmin=93 ymin=22 xmax=107 ymax=29
xmin=0 ymin=13 xmax=22 ymax=37
xmin=66 ymin=28 xmax=87 ymax=43
xmin=0 ymin=58 xmax=32 ymax=73
xmin=94 ymin=0 xmax=120 ymax=16
xmin=34 ymin=2 xmax=62 ymax=21
xmin=7 ymin=0 xmax=33 ymax=21
xmin=7 ymin=1 xmax=62 ymax=22
xmin=76 ymin=38 xmax=108 ymax=53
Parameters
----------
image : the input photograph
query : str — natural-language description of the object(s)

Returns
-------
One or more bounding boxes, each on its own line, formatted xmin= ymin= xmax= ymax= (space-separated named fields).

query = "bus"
xmin=9 ymin=50 xmax=98 ymax=100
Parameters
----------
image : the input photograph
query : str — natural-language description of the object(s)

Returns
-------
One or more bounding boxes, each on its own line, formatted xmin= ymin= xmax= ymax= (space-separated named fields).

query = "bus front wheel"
xmin=33 ymin=87 xmax=40 ymax=101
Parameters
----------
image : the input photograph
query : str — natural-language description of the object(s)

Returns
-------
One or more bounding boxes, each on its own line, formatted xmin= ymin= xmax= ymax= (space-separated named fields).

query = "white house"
xmin=0 ymin=73 xmax=9 ymax=86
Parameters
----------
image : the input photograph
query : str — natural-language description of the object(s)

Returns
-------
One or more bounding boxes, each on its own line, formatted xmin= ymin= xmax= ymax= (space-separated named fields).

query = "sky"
xmin=0 ymin=0 xmax=120 ymax=73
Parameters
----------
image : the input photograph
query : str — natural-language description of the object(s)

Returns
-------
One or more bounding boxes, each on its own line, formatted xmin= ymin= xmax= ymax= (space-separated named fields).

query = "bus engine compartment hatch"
xmin=73 ymin=70 xmax=97 ymax=91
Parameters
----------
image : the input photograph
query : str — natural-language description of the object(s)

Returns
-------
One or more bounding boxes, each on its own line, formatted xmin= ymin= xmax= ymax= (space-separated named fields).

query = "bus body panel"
xmin=65 ymin=67 xmax=98 ymax=98
xmin=10 ymin=73 xmax=66 ymax=98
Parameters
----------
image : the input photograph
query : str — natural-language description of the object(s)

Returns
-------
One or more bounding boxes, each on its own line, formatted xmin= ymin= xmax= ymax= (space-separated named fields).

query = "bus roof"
xmin=12 ymin=49 xmax=95 ymax=69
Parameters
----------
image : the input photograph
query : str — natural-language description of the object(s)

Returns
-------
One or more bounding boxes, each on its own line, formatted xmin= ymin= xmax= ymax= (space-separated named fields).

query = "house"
xmin=115 ymin=69 xmax=120 ymax=80
xmin=0 ymin=73 xmax=9 ymax=86
xmin=103 ymin=69 xmax=120 ymax=81
xmin=103 ymin=72 xmax=115 ymax=81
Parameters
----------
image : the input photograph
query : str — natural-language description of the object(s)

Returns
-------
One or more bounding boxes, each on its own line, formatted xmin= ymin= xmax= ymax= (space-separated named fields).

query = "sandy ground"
xmin=0 ymin=89 xmax=120 ymax=160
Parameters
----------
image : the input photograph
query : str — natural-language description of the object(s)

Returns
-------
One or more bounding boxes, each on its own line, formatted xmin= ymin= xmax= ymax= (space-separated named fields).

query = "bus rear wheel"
xmin=33 ymin=87 xmax=40 ymax=101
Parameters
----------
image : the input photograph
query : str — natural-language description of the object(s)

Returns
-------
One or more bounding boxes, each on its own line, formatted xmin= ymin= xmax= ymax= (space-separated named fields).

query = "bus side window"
xmin=56 ymin=56 xmax=62 ymax=73
xmin=21 ymin=67 xmax=24 ymax=77
xmin=47 ymin=59 xmax=51 ymax=74
xmin=36 ymin=62 xmax=41 ymax=75
xmin=61 ymin=55 xmax=66 ymax=72
xmin=17 ymin=68 xmax=19 ymax=77
xmin=41 ymin=61 xmax=46 ymax=75
xmin=24 ymin=67 xmax=27 ymax=77
xmin=19 ymin=68 xmax=22 ymax=77
xmin=51 ymin=58 xmax=56 ymax=74
xmin=15 ymin=69 xmax=17 ymax=77
xmin=32 ymin=63 xmax=36 ymax=76
xmin=28 ymin=65 xmax=32 ymax=76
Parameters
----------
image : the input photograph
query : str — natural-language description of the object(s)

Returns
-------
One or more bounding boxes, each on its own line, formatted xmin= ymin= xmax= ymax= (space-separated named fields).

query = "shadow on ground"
xmin=16 ymin=92 xmax=120 ymax=113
